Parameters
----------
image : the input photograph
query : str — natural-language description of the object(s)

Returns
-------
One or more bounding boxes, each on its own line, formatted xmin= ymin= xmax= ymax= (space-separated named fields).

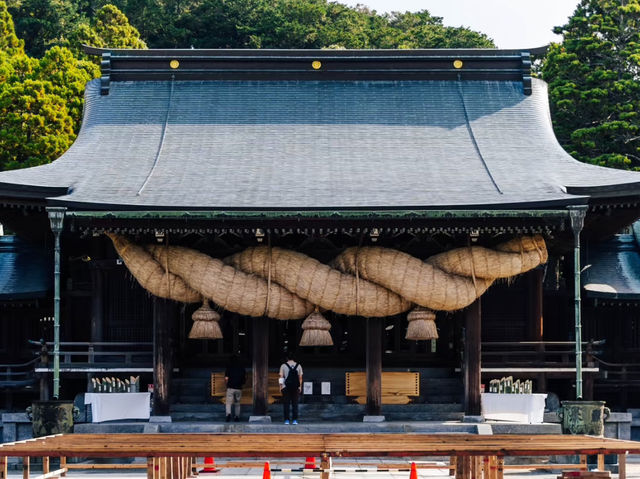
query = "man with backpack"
xmin=279 ymin=352 xmax=303 ymax=425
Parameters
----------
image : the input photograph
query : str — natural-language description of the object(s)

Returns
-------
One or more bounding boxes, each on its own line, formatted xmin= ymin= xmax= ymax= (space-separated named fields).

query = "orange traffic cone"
xmin=263 ymin=461 xmax=271 ymax=479
xmin=305 ymin=457 xmax=317 ymax=469
xmin=201 ymin=456 xmax=218 ymax=473
xmin=409 ymin=462 xmax=418 ymax=479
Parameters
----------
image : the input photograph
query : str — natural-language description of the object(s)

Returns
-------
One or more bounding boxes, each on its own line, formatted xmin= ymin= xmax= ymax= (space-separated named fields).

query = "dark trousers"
xmin=282 ymin=387 xmax=299 ymax=420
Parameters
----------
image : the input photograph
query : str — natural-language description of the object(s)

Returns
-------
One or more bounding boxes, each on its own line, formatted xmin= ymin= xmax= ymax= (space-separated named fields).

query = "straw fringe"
xmin=406 ymin=307 xmax=438 ymax=340
xmin=299 ymin=311 xmax=333 ymax=346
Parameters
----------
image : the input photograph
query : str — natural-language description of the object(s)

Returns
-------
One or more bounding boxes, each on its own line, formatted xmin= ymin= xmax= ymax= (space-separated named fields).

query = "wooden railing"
xmin=29 ymin=340 xmax=154 ymax=372
xmin=0 ymin=357 xmax=38 ymax=388
xmin=592 ymin=356 xmax=640 ymax=387
xmin=481 ymin=340 xmax=604 ymax=368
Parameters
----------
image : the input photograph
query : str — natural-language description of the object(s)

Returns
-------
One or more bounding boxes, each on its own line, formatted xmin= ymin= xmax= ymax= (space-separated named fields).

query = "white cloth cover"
xmin=481 ymin=393 xmax=547 ymax=424
xmin=84 ymin=392 xmax=151 ymax=423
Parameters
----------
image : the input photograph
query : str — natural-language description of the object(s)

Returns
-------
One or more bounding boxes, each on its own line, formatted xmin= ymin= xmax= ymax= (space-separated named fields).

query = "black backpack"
xmin=284 ymin=363 xmax=300 ymax=389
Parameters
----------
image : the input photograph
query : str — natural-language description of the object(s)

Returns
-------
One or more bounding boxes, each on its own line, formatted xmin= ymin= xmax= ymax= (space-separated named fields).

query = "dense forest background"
xmin=0 ymin=0 xmax=638 ymax=172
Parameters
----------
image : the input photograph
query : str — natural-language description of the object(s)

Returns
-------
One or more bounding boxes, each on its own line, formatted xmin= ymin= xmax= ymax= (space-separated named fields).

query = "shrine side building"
xmin=2 ymin=47 xmax=640 ymax=419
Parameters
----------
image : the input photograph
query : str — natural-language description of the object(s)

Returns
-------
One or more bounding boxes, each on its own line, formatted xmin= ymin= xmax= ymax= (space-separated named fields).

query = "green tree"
xmin=0 ymin=3 xmax=97 ymax=171
xmin=70 ymin=4 xmax=146 ymax=52
xmin=0 ymin=0 xmax=22 ymax=53
xmin=34 ymin=45 xmax=98 ymax=127
xmin=176 ymin=0 xmax=494 ymax=50
xmin=0 ymin=79 xmax=75 ymax=170
xmin=7 ymin=0 xmax=79 ymax=56
xmin=542 ymin=0 xmax=640 ymax=170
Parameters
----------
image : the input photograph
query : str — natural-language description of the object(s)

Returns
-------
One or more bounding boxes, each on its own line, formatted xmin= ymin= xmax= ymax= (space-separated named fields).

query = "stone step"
xmin=170 ymin=402 xmax=463 ymax=413
xmin=169 ymin=408 xmax=465 ymax=423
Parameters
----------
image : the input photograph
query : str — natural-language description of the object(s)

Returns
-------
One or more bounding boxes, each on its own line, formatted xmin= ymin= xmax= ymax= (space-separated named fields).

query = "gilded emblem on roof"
xmin=170 ymin=60 xmax=180 ymax=69
xmin=453 ymin=59 xmax=463 ymax=69
xmin=312 ymin=60 xmax=322 ymax=70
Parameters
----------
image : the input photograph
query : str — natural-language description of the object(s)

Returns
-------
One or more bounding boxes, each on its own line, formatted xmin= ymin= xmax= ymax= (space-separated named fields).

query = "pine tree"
xmin=542 ymin=0 xmax=640 ymax=170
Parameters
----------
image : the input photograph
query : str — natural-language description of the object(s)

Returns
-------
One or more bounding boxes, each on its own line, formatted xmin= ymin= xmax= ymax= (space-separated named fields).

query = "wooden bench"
xmin=210 ymin=371 xmax=282 ymax=405
xmin=1 ymin=433 xmax=638 ymax=479
xmin=345 ymin=371 xmax=419 ymax=404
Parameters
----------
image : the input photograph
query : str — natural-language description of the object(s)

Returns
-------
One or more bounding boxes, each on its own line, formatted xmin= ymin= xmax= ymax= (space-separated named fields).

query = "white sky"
xmin=338 ymin=0 xmax=579 ymax=49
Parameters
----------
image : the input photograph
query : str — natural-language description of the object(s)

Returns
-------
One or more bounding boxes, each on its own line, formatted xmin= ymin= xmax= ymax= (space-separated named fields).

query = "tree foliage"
xmin=69 ymin=4 xmax=146 ymax=56
xmin=8 ymin=0 xmax=493 ymax=52
xmin=0 ymin=2 xmax=97 ymax=171
xmin=542 ymin=0 xmax=640 ymax=170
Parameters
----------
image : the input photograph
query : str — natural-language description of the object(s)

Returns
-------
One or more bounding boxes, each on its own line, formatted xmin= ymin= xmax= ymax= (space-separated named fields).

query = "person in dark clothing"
xmin=279 ymin=351 xmax=303 ymax=425
xmin=224 ymin=355 xmax=246 ymax=422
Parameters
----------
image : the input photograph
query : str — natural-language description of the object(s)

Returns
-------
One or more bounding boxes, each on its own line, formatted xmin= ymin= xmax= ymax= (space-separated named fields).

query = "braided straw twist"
xmin=108 ymin=234 xmax=547 ymax=319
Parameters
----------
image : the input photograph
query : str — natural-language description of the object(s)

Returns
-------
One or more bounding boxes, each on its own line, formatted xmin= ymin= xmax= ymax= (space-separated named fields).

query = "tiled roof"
xmin=1 ymin=51 xmax=640 ymax=210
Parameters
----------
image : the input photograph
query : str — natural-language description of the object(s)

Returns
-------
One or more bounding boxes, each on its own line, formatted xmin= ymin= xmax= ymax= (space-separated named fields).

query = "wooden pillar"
xmin=0 ymin=456 xmax=7 ymax=479
xmin=528 ymin=268 xmax=547 ymax=392
xmin=619 ymin=453 xmax=627 ymax=479
xmin=153 ymin=298 xmax=176 ymax=416
xmin=366 ymin=317 xmax=383 ymax=416
xmin=90 ymin=267 xmax=104 ymax=342
xmin=22 ymin=457 xmax=29 ymax=479
xmin=252 ymin=317 xmax=269 ymax=416
xmin=464 ymin=299 xmax=481 ymax=416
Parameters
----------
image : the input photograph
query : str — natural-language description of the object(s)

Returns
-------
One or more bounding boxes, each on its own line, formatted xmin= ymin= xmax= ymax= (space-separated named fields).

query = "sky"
xmin=339 ymin=0 xmax=579 ymax=49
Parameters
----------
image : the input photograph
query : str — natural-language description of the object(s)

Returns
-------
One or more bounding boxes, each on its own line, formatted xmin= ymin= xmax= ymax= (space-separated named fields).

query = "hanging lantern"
xmin=299 ymin=310 xmax=333 ymax=346
xmin=406 ymin=306 xmax=438 ymax=340
xmin=189 ymin=300 xmax=223 ymax=339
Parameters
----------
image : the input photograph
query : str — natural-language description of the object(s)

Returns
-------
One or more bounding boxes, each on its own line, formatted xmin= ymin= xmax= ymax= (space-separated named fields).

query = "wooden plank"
xmin=60 ymin=457 xmax=66 ymax=477
xmin=345 ymin=371 xmax=420 ymax=404
xmin=597 ymin=454 xmax=605 ymax=471
xmin=23 ymin=456 xmax=29 ymax=479
xmin=42 ymin=457 xmax=49 ymax=474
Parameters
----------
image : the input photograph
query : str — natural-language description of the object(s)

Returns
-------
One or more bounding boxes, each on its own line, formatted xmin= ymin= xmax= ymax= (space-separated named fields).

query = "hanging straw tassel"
xmin=406 ymin=306 xmax=438 ymax=340
xmin=189 ymin=300 xmax=223 ymax=339
xmin=299 ymin=310 xmax=333 ymax=346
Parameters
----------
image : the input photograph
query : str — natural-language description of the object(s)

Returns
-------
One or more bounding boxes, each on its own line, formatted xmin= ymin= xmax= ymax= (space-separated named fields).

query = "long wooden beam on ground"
xmin=2 ymin=433 xmax=639 ymax=479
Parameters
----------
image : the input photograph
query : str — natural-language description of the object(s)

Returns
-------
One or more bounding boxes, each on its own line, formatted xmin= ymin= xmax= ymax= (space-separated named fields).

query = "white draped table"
xmin=84 ymin=392 xmax=151 ymax=422
xmin=480 ymin=393 xmax=547 ymax=423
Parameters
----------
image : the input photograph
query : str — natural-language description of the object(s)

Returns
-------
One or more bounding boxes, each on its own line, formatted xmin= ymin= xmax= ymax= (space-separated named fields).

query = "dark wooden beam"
xmin=366 ymin=317 xmax=383 ymax=416
xmin=528 ymin=268 xmax=547 ymax=393
xmin=153 ymin=298 xmax=176 ymax=416
xmin=90 ymin=268 xmax=104 ymax=342
xmin=464 ymin=299 xmax=481 ymax=416
xmin=252 ymin=318 xmax=269 ymax=416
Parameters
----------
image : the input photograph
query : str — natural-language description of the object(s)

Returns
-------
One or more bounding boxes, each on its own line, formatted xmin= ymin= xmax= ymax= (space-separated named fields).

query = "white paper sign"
xmin=303 ymin=382 xmax=313 ymax=395
xmin=321 ymin=382 xmax=331 ymax=395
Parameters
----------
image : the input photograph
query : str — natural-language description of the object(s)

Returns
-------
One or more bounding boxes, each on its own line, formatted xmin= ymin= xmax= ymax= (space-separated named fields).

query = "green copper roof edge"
xmin=66 ymin=209 xmax=571 ymax=220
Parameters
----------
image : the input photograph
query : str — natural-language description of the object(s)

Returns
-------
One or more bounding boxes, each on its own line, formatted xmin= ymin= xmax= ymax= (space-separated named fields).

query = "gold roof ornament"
xmin=311 ymin=60 xmax=322 ymax=70
xmin=169 ymin=60 xmax=180 ymax=69
xmin=453 ymin=59 xmax=463 ymax=69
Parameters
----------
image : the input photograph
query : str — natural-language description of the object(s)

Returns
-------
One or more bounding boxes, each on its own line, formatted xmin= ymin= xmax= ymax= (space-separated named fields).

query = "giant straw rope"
xmin=108 ymin=234 xmax=547 ymax=322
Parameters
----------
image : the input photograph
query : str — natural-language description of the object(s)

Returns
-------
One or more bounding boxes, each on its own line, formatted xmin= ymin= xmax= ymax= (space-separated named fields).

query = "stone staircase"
xmin=170 ymin=366 xmax=464 ymax=423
